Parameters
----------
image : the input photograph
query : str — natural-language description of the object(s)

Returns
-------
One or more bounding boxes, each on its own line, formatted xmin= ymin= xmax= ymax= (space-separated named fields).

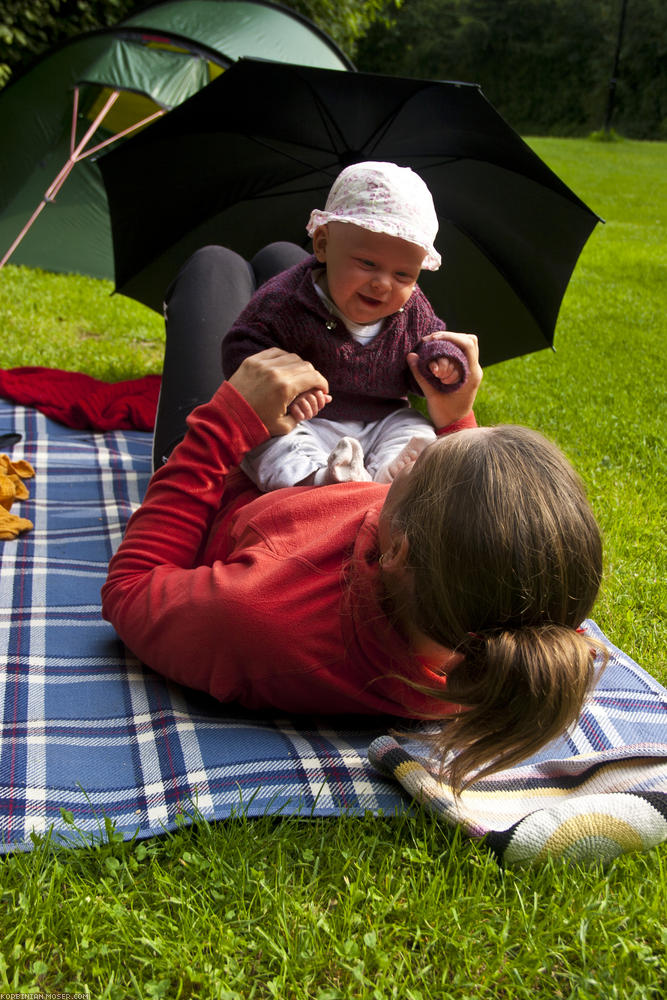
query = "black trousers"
xmin=153 ymin=242 xmax=308 ymax=470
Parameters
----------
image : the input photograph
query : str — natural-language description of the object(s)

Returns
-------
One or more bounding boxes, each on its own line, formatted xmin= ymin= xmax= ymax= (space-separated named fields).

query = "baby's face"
xmin=313 ymin=222 xmax=426 ymax=326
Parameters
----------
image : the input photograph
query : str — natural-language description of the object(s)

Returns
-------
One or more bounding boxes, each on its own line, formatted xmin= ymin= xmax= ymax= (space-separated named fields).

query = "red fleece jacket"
xmin=101 ymin=383 xmax=476 ymax=717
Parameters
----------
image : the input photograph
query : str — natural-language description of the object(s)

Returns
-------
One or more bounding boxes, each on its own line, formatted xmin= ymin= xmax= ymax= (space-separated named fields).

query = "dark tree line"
xmin=2 ymin=1 xmax=665 ymax=137
xmin=356 ymin=0 xmax=667 ymax=138
xmin=0 ymin=0 xmax=398 ymax=86
xmin=0 ymin=1 xmax=134 ymax=86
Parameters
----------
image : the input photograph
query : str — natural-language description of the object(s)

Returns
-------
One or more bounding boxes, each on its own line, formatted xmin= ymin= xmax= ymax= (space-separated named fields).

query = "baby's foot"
xmin=374 ymin=436 xmax=432 ymax=483
xmin=324 ymin=437 xmax=371 ymax=484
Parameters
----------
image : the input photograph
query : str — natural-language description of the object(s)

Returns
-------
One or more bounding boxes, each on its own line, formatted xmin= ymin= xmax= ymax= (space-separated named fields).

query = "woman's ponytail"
xmin=388 ymin=423 xmax=605 ymax=793
xmin=426 ymin=624 xmax=605 ymax=794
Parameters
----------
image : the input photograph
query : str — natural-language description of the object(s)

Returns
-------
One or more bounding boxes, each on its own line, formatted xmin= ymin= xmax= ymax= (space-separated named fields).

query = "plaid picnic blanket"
xmin=1 ymin=398 xmax=666 ymax=865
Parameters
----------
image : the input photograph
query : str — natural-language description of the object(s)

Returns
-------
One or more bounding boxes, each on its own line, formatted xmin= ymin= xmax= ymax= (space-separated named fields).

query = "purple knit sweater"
xmin=221 ymin=256 xmax=447 ymax=423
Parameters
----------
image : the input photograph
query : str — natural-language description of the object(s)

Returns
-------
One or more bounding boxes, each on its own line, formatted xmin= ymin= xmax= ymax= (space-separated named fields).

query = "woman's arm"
xmin=101 ymin=351 xmax=329 ymax=694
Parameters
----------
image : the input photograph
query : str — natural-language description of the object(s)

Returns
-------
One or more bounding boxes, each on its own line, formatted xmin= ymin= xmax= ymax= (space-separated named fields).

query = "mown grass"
xmin=0 ymin=137 xmax=665 ymax=997
xmin=2 ymin=811 xmax=666 ymax=999
xmin=0 ymin=265 xmax=164 ymax=379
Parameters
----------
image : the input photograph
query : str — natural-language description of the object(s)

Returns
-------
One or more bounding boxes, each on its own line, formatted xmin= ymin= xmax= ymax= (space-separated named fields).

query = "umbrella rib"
xmin=359 ymin=87 xmax=453 ymax=158
xmin=402 ymin=155 xmax=463 ymax=167
xmin=243 ymin=92 xmax=351 ymax=164
xmin=240 ymin=134 xmax=342 ymax=178
xmin=309 ymin=91 xmax=351 ymax=157
xmin=249 ymin=180 xmax=340 ymax=201
xmin=364 ymin=107 xmax=406 ymax=157
xmin=446 ymin=218 xmax=550 ymax=347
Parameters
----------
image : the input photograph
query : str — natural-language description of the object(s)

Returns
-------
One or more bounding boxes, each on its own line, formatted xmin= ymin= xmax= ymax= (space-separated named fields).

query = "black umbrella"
xmin=99 ymin=58 xmax=601 ymax=365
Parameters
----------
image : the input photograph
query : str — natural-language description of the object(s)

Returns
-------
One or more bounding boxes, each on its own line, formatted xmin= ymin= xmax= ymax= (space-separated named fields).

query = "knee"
xmin=165 ymin=245 xmax=253 ymax=306
xmin=262 ymin=241 xmax=306 ymax=256
xmin=251 ymin=242 xmax=309 ymax=285
xmin=184 ymin=245 xmax=247 ymax=278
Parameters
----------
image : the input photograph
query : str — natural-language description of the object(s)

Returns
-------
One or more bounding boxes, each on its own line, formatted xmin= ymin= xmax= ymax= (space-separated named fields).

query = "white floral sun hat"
xmin=306 ymin=161 xmax=441 ymax=270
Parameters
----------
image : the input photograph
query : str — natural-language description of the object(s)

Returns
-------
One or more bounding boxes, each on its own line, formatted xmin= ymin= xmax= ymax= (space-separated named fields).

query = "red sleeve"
xmin=436 ymin=410 xmax=478 ymax=435
xmin=100 ymin=381 xmax=269 ymax=694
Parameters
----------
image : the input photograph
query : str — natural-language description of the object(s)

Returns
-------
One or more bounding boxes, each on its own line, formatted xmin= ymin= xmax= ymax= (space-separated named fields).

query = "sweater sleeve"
xmin=221 ymin=301 xmax=289 ymax=379
xmin=221 ymin=265 xmax=310 ymax=379
xmin=403 ymin=288 xmax=449 ymax=397
xmin=100 ymin=381 xmax=269 ymax=695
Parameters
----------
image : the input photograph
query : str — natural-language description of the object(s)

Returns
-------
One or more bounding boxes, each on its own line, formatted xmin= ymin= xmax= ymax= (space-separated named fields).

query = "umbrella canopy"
xmin=100 ymin=58 xmax=602 ymax=365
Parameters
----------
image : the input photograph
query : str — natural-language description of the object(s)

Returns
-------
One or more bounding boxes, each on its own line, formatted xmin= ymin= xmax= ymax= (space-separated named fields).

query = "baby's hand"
xmin=287 ymin=388 xmax=331 ymax=423
xmin=413 ymin=336 xmax=469 ymax=394
xmin=428 ymin=356 xmax=461 ymax=385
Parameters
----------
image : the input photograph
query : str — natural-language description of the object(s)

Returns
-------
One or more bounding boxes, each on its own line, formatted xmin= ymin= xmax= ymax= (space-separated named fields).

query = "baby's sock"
xmin=322 ymin=437 xmax=371 ymax=484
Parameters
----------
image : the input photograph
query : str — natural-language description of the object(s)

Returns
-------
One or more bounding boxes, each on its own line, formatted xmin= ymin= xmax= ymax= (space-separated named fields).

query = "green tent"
xmin=0 ymin=0 xmax=352 ymax=282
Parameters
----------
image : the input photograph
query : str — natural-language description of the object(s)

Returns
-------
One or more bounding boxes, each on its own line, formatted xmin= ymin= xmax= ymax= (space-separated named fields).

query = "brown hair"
xmin=390 ymin=425 xmax=605 ymax=793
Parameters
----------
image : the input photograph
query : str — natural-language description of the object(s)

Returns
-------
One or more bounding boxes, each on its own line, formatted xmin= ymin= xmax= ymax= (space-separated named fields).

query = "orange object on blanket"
xmin=0 ymin=507 xmax=33 ymax=539
xmin=0 ymin=366 xmax=161 ymax=431
xmin=0 ymin=452 xmax=35 ymax=538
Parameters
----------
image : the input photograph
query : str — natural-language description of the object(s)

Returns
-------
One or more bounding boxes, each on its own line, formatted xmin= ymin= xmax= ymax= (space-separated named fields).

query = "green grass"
xmin=0 ymin=267 xmax=164 ymax=380
xmin=2 ymin=812 xmax=666 ymax=999
xmin=0 ymin=137 xmax=666 ymax=997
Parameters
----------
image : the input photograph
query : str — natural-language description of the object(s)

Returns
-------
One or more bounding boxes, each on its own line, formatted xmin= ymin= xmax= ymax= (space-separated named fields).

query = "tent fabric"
xmin=0 ymin=0 xmax=351 ymax=283
xmin=122 ymin=1 xmax=354 ymax=70
xmin=77 ymin=38 xmax=211 ymax=110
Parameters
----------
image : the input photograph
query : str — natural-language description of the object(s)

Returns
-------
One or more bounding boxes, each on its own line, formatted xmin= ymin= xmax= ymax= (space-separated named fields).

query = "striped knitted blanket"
xmin=369 ymin=621 xmax=667 ymax=866
xmin=0 ymin=398 xmax=665 ymax=866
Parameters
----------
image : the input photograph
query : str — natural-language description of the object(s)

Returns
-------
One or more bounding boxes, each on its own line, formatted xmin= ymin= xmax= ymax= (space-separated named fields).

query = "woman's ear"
xmin=312 ymin=225 xmax=329 ymax=263
xmin=380 ymin=533 xmax=411 ymax=576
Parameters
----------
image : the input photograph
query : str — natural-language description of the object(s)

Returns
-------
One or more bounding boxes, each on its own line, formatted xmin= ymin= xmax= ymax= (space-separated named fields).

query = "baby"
xmin=221 ymin=161 xmax=468 ymax=490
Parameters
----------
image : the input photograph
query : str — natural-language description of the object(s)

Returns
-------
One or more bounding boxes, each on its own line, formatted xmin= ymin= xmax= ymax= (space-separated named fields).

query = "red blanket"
xmin=0 ymin=367 xmax=161 ymax=431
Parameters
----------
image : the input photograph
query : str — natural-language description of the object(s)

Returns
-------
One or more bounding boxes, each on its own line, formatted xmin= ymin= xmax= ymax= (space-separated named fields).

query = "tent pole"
xmin=0 ymin=89 xmax=121 ymax=270
xmin=70 ymin=86 xmax=80 ymax=157
xmin=0 ymin=202 xmax=52 ymax=269
xmin=46 ymin=89 xmax=121 ymax=201
xmin=81 ymin=108 xmax=166 ymax=159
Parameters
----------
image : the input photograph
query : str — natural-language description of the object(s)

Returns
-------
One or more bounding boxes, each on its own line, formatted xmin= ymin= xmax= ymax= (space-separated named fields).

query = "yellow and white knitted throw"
xmin=369 ymin=623 xmax=667 ymax=867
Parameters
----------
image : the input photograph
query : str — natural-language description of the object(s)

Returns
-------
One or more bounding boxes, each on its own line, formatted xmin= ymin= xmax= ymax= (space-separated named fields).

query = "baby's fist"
xmin=415 ymin=339 xmax=469 ymax=394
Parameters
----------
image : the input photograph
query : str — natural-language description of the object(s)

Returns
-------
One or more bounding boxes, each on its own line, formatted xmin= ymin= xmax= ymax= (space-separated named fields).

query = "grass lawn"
xmin=0 ymin=137 xmax=665 ymax=998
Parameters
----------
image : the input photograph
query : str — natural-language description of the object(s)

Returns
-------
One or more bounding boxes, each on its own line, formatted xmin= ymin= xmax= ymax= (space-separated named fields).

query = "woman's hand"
xmin=407 ymin=332 xmax=482 ymax=428
xmin=228 ymin=348 xmax=331 ymax=435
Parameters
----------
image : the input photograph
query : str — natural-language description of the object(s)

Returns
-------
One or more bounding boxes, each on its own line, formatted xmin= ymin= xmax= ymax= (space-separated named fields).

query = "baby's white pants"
xmin=242 ymin=408 xmax=436 ymax=492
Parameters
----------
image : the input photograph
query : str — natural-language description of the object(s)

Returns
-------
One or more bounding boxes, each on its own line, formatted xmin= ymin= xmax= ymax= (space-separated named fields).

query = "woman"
xmin=102 ymin=265 xmax=603 ymax=793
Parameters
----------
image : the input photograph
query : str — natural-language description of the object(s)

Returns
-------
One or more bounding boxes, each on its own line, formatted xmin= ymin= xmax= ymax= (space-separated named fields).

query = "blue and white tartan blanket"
xmin=1 ymin=399 xmax=666 ymax=865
